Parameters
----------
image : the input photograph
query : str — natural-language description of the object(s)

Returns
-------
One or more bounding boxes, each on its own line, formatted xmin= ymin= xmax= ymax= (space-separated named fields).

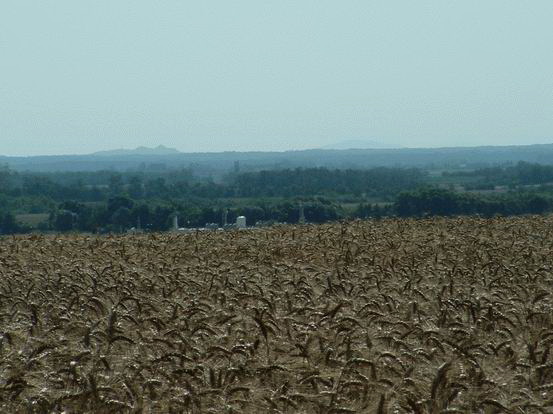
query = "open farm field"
xmin=1 ymin=217 xmax=553 ymax=413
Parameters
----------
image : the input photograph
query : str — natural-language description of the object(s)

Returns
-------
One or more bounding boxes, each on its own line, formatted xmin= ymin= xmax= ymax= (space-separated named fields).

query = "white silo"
xmin=236 ymin=216 xmax=247 ymax=229
xmin=173 ymin=215 xmax=179 ymax=231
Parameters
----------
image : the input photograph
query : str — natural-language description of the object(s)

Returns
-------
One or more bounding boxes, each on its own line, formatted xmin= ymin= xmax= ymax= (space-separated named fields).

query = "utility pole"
xmin=299 ymin=202 xmax=306 ymax=224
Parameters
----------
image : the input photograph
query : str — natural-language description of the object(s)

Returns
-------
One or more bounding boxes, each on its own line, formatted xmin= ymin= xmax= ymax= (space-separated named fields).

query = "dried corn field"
xmin=1 ymin=217 xmax=553 ymax=413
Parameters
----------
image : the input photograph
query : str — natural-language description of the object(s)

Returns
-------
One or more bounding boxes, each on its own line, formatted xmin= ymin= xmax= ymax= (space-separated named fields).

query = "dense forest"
xmin=1 ymin=162 xmax=553 ymax=234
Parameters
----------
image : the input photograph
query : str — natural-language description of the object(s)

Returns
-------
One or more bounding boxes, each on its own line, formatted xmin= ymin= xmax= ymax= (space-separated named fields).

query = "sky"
xmin=1 ymin=1 xmax=552 ymax=156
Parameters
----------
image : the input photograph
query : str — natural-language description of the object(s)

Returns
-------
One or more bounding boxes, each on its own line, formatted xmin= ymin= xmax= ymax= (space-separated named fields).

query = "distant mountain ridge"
xmin=92 ymin=145 xmax=181 ymax=156
xmin=2 ymin=143 xmax=553 ymax=172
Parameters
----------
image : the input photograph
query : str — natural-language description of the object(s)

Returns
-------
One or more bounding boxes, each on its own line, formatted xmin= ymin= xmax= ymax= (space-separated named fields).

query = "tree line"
xmin=232 ymin=167 xmax=424 ymax=197
xmin=443 ymin=161 xmax=553 ymax=188
xmin=2 ymin=164 xmax=553 ymax=234
xmin=5 ymin=188 xmax=551 ymax=235
xmin=0 ymin=166 xmax=425 ymax=202
xmin=46 ymin=197 xmax=346 ymax=234
xmin=396 ymin=188 xmax=551 ymax=217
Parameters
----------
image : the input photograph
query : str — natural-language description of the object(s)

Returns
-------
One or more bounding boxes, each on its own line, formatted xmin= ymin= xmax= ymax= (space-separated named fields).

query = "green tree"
xmin=111 ymin=207 xmax=132 ymax=231
xmin=55 ymin=211 xmax=76 ymax=232
xmin=128 ymin=176 xmax=144 ymax=199
xmin=108 ymin=174 xmax=124 ymax=196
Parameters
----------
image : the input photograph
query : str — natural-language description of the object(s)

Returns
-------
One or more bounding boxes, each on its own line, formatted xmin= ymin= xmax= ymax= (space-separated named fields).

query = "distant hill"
xmin=3 ymin=143 xmax=553 ymax=173
xmin=321 ymin=140 xmax=399 ymax=150
xmin=92 ymin=145 xmax=180 ymax=156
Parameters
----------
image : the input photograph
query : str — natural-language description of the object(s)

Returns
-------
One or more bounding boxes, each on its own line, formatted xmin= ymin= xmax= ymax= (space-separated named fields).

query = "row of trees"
xmin=443 ymin=161 xmax=553 ymax=187
xmin=3 ymin=163 xmax=553 ymax=234
xmin=31 ymin=188 xmax=553 ymax=234
xmin=47 ymin=197 xmax=345 ymax=233
xmin=232 ymin=167 xmax=425 ymax=197
xmin=395 ymin=188 xmax=551 ymax=217
xmin=0 ymin=166 xmax=425 ymax=205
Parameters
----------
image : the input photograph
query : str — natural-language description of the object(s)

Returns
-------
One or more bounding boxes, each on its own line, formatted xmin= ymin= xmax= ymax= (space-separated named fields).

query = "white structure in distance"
xmin=236 ymin=216 xmax=247 ymax=229
xmin=170 ymin=214 xmax=249 ymax=232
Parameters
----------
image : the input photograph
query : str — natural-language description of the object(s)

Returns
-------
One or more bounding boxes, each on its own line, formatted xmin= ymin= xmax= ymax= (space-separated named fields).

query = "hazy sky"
xmin=1 ymin=1 xmax=552 ymax=156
